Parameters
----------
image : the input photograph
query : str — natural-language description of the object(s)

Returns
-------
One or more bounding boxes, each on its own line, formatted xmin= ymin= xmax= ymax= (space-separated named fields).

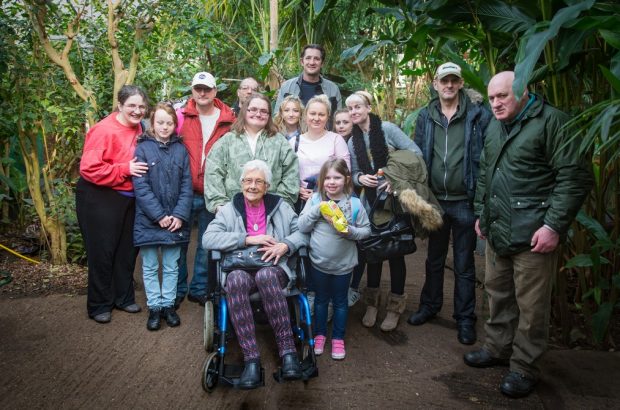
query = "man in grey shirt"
xmin=275 ymin=44 xmax=342 ymax=116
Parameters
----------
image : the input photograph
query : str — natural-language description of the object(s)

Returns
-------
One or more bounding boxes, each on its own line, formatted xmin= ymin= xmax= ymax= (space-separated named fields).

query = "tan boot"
xmin=380 ymin=293 xmax=407 ymax=332
xmin=362 ymin=287 xmax=381 ymax=328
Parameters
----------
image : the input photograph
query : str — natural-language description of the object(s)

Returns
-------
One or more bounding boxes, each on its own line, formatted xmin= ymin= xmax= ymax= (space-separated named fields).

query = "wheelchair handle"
xmin=210 ymin=250 xmax=222 ymax=261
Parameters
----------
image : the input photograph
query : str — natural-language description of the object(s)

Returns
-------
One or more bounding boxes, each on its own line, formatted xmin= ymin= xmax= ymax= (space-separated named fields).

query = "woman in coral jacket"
xmin=76 ymin=85 xmax=150 ymax=324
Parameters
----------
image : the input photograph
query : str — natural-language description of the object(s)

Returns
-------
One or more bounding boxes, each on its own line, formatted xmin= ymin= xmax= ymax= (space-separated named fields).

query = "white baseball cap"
xmin=435 ymin=62 xmax=462 ymax=80
xmin=192 ymin=72 xmax=216 ymax=88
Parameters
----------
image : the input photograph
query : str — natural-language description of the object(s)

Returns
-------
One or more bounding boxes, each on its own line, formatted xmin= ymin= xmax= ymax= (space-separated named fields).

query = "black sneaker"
xmin=162 ymin=306 xmax=181 ymax=327
xmin=147 ymin=308 xmax=161 ymax=331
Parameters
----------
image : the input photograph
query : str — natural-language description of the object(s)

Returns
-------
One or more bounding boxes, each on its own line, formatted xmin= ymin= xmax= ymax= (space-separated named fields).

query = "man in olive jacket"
xmin=464 ymin=71 xmax=592 ymax=398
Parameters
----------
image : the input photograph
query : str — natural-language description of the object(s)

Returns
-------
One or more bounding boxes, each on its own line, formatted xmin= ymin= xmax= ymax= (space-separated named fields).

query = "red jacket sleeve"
xmin=79 ymin=114 xmax=139 ymax=190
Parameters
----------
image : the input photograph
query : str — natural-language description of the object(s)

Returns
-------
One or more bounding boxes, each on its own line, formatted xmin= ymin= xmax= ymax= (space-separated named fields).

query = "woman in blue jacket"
xmin=133 ymin=103 xmax=193 ymax=331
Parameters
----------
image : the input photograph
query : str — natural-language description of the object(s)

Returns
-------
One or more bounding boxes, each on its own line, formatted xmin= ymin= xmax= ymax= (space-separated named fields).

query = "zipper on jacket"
xmin=433 ymin=118 xmax=450 ymax=200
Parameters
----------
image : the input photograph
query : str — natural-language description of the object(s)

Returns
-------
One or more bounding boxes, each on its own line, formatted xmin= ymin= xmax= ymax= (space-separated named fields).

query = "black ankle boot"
xmin=162 ymin=306 xmax=180 ymax=327
xmin=146 ymin=308 xmax=161 ymax=331
xmin=281 ymin=353 xmax=301 ymax=380
xmin=239 ymin=360 xmax=261 ymax=389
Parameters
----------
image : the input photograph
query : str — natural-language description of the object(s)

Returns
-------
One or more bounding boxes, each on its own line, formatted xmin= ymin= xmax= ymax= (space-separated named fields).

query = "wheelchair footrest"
xmin=301 ymin=355 xmax=319 ymax=380
xmin=272 ymin=356 xmax=318 ymax=383
xmin=219 ymin=364 xmax=265 ymax=389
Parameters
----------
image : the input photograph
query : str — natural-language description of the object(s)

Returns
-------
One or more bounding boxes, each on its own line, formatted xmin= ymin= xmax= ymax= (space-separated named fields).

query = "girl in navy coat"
xmin=133 ymin=103 xmax=192 ymax=331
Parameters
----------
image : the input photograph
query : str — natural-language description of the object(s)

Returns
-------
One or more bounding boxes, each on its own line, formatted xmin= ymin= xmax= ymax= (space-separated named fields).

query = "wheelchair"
xmin=200 ymin=247 xmax=318 ymax=392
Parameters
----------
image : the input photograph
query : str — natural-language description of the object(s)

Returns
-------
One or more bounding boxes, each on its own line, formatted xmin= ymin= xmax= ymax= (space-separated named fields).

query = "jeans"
xmin=177 ymin=194 xmax=215 ymax=298
xmin=419 ymin=199 xmax=476 ymax=324
xmin=141 ymin=245 xmax=181 ymax=308
xmin=312 ymin=267 xmax=351 ymax=340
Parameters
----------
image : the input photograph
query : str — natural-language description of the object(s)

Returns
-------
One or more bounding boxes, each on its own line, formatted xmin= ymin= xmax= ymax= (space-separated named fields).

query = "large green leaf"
xmin=591 ymin=302 xmax=613 ymax=344
xmin=340 ymin=43 xmax=364 ymax=60
xmin=513 ymin=0 xmax=595 ymax=98
xmin=565 ymin=254 xmax=595 ymax=268
xmin=477 ymin=1 xmax=535 ymax=33
xmin=556 ymin=30 xmax=588 ymax=71
xmin=575 ymin=210 xmax=611 ymax=242
xmin=599 ymin=29 xmax=620 ymax=50
xmin=313 ymin=0 xmax=326 ymax=15
xmin=352 ymin=40 xmax=393 ymax=64
xmin=372 ymin=7 xmax=405 ymax=20
xmin=599 ymin=65 xmax=620 ymax=95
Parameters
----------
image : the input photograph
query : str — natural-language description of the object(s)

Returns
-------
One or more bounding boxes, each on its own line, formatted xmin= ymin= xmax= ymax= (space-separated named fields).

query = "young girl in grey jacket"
xmin=298 ymin=158 xmax=370 ymax=360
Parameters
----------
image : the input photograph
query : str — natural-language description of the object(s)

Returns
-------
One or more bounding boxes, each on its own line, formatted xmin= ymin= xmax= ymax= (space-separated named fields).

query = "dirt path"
xmin=1 ymin=239 xmax=619 ymax=409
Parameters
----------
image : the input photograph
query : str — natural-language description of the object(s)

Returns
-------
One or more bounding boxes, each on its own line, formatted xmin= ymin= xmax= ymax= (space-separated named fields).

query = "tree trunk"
xmin=43 ymin=217 xmax=67 ymax=265
xmin=267 ymin=0 xmax=281 ymax=90
xmin=17 ymin=124 xmax=68 ymax=265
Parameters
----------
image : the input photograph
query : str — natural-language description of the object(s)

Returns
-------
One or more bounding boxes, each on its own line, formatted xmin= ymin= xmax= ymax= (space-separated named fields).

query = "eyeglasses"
xmin=123 ymin=104 xmax=147 ymax=112
xmin=247 ymin=107 xmax=270 ymax=116
xmin=241 ymin=178 xmax=267 ymax=186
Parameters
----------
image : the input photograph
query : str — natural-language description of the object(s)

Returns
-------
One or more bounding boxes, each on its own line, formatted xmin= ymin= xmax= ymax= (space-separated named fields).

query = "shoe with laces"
xmin=348 ymin=288 xmax=361 ymax=307
xmin=314 ymin=335 xmax=326 ymax=355
xmin=331 ymin=339 xmax=346 ymax=360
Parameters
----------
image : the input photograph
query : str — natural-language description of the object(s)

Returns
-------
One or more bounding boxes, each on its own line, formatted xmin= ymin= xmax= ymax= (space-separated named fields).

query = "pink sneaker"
xmin=314 ymin=335 xmax=326 ymax=355
xmin=331 ymin=339 xmax=346 ymax=360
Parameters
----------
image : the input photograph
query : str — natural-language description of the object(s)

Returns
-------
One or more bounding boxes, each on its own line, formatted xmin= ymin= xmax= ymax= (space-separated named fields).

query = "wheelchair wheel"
xmin=201 ymin=352 xmax=219 ymax=393
xmin=290 ymin=297 xmax=311 ymax=359
xmin=203 ymin=301 xmax=214 ymax=352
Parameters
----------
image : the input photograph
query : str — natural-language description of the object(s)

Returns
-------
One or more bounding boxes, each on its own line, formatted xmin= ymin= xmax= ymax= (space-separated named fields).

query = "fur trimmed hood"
xmin=398 ymin=189 xmax=443 ymax=232
xmin=382 ymin=150 xmax=443 ymax=237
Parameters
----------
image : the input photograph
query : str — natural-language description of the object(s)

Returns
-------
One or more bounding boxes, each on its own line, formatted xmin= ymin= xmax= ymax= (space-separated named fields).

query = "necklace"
xmin=245 ymin=199 xmax=265 ymax=233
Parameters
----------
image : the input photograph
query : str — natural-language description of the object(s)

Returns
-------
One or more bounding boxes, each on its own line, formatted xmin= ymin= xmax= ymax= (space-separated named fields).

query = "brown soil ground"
xmin=1 ymin=232 xmax=620 ymax=409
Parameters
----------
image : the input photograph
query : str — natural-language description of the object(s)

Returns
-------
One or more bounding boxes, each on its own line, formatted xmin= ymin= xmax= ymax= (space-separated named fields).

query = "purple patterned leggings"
xmin=226 ymin=266 xmax=296 ymax=361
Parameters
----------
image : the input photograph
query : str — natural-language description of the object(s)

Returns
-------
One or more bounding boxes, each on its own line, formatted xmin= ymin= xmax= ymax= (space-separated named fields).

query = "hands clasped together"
xmin=158 ymin=215 xmax=183 ymax=232
xmin=245 ymin=234 xmax=289 ymax=264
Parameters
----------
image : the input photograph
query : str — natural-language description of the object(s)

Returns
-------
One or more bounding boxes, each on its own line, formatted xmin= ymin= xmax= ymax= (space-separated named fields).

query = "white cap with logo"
xmin=192 ymin=72 xmax=217 ymax=88
xmin=435 ymin=62 xmax=462 ymax=80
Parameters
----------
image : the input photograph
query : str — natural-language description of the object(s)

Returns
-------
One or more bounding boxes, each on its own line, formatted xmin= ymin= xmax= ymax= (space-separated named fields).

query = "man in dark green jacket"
xmin=409 ymin=62 xmax=491 ymax=346
xmin=464 ymin=71 xmax=592 ymax=398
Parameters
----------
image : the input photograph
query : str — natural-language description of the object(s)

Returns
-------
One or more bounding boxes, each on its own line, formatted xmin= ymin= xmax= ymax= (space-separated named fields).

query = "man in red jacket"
xmin=176 ymin=71 xmax=236 ymax=306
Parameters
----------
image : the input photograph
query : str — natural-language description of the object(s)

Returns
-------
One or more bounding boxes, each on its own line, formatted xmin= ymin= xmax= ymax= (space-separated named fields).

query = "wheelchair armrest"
xmin=297 ymin=246 xmax=308 ymax=258
xmin=295 ymin=246 xmax=309 ymax=290
xmin=210 ymin=250 xmax=222 ymax=261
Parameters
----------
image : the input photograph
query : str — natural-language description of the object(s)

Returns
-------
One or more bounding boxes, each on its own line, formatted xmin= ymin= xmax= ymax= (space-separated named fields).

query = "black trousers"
xmin=76 ymin=178 xmax=138 ymax=317
xmin=366 ymin=256 xmax=406 ymax=295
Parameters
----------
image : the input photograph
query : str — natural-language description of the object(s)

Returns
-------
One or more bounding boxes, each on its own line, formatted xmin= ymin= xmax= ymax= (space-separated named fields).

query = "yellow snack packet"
xmin=319 ymin=200 xmax=349 ymax=233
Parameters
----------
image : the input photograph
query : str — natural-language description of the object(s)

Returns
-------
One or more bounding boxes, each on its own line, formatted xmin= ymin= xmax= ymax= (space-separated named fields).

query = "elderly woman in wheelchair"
xmin=202 ymin=159 xmax=311 ymax=390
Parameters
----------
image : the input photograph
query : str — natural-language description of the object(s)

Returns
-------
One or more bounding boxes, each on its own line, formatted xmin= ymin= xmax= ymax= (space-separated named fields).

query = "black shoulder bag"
xmin=358 ymin=191 xmax=416 ymax=263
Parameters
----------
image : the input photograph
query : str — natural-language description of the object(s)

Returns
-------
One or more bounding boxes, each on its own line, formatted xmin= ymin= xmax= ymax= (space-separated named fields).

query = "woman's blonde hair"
xmin=231 ymin=93 xmax=279 ymax=137
xmin=301 ymin=94 xmax=331 ymax=133
xmin=317 ymin=158 xmax=353 ymax=200
xmin=274 ymin=95 xmax=303 ymax=134
xmin=345 ymin=90 xmax=372 ymax=107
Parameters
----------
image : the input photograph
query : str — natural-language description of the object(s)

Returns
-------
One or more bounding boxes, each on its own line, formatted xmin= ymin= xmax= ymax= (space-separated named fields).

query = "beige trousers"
xmin=482 ymin=243 xmax=559 ymax=380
